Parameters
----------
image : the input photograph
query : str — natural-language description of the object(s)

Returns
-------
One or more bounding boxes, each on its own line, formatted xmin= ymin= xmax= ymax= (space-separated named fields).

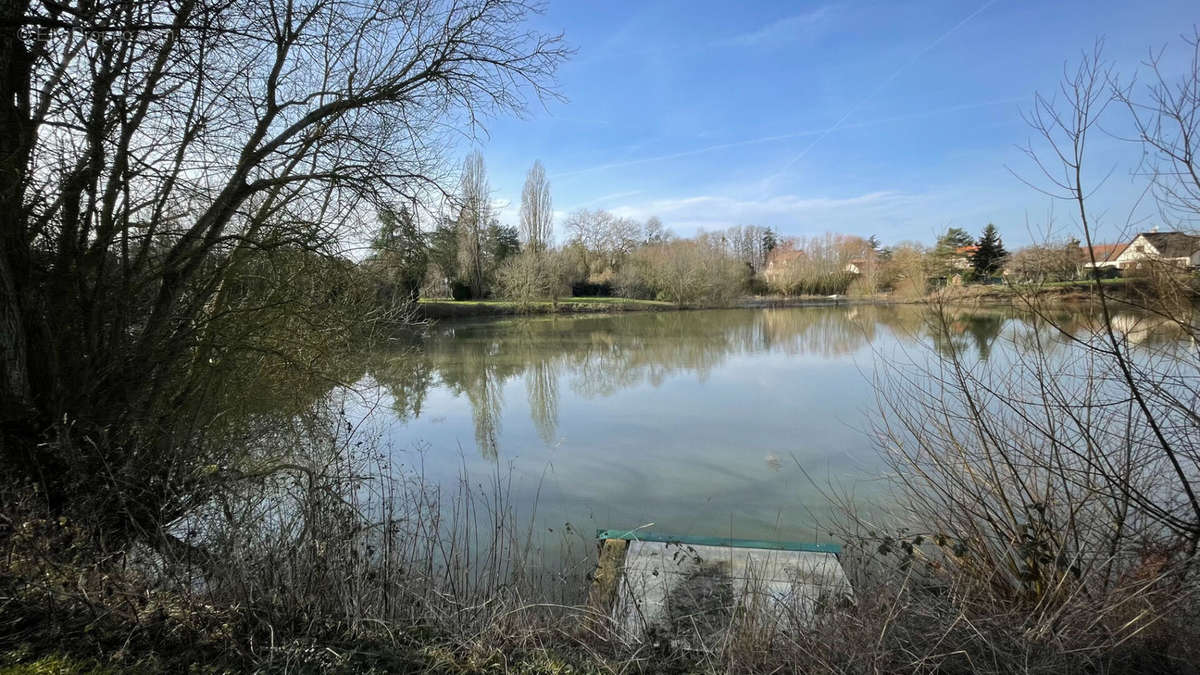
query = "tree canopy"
xmin=0 ymin=0 xmax=567 ymax=542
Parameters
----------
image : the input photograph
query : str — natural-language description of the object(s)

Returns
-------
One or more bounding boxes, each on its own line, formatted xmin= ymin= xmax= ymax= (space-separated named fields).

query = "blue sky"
xmin=475 ymin=1 xmax=1197 ymax=247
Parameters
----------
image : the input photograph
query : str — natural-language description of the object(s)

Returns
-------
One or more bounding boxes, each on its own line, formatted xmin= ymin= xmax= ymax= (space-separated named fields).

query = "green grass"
xmin=417 ymin=296 xmax=676 ymax=318
xmin=1 ymin=653 xmax=120 ymax=675
xmin=558 ymin=296 xmax=673 ymax=306
xmin=419 ymin=296 xmax=671 ymax=306
xmin=1030 ymin=277 xmax=1130 ymax=288
xmin=935 ymin=277 xmax=1132 ymax=297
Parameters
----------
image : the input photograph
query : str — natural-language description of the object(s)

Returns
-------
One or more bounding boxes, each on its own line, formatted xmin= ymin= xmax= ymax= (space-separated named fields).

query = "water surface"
xmin=358 ymin=304 xmax=1029 ymax=545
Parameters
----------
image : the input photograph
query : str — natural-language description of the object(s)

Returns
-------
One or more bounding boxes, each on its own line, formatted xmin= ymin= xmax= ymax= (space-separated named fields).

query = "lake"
xmin=350 ymin=303 xmax=1060 ymax=549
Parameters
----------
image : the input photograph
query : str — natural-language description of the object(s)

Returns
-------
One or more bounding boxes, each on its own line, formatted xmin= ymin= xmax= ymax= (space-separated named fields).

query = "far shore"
xmin=417 ymin=278 xmax=1156 ymax=321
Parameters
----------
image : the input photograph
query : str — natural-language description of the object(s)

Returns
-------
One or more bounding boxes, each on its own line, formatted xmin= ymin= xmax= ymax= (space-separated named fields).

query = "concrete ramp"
xmin=590 ymin=531 xmax=851 ymax=648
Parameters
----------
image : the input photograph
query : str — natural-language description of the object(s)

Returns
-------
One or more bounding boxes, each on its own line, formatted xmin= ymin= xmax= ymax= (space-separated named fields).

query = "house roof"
xmin=1083 ymin=242 xmax=1127 ymax=262
xmin=1138 ymin=231 xmax=1200 ymax=258
xmin=766 ymin=249 xmax=806 ymax=266
xmin=954 ymin=245 xmax=979 ymax=256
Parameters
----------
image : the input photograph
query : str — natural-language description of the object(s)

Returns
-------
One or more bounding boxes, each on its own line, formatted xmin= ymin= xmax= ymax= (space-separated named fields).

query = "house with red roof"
xmin=1111 ymin=231 xmax=1200 ymax=270
xmin=1080 ymin=242 xmax=1128 ymax=270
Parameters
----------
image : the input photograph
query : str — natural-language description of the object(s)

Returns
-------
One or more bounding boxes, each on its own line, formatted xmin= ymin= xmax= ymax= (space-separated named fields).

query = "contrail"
xmin=768 ymin=0 xmax=1001 ymax=181
xmin=574 ymin=189 xmax=645 ymax=206
xmin=552 ymin=132 xmax=818 ymax=180
xmin=553 ymin=94 xmax=1018 ymax=180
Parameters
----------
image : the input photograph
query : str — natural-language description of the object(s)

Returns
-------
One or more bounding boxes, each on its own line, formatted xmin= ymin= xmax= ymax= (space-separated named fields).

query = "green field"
xmin=417 ymin=296 xmax=676 ymax=318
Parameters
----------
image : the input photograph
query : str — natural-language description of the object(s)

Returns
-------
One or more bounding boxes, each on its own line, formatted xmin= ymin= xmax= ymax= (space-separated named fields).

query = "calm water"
xmin=353 ymin=304 xmax=1037 ymax=546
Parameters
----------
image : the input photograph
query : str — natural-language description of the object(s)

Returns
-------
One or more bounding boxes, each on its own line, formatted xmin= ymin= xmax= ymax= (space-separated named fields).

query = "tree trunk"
xmin=0 ymin=0 xmax=35 ymax=425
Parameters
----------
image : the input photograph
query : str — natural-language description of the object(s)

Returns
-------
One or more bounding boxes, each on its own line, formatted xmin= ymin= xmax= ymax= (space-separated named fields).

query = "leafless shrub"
xmin=623 ymin=236 xmax=749 ymax=306
xmin=1 ymin=389 xmax=604 ymax=669
xmin=786 ymin=35 xmax=1200 ymax=674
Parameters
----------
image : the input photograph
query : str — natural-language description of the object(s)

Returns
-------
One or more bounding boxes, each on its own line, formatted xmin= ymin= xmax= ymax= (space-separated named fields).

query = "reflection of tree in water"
xmin=464 ymin=367 xmax=504 ymax=458
xmin=564 ymin=312 xmax=743 ymax=397
xmin=527 ymin=359 xmax=559 ymax=445
xmin=761 ymin=306 xmax=878 ymax=357
xmin=366 ymin=306 xmax=1051 ymax=458
xmin=927 ymin=311 xmax=1007 ymax=361
xmin=368 ymin=343 xmax=434 ymax=422
xmin=922 ymin=307 xmax=1190 ymax=364
xmin=427 ymin=331 xmax=514 ymax=459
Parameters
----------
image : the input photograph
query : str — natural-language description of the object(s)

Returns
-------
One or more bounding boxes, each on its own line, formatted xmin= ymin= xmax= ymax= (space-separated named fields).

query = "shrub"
xmin=496 ymin=250 xmax=571 ymax=306
xmin=450 ymin=281 xmax=473 ymax=300
xmin=570 ymin=280 xmax=613 ymax=297
xmin=628 ymin=238 xmax=748 ymax=306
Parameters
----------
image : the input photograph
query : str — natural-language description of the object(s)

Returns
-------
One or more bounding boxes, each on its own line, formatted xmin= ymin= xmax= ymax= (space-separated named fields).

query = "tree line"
xmin=364 ymin=153 xmax=785 ymax=307
xmin=365 ymin=174 xmax=1029 ymax=307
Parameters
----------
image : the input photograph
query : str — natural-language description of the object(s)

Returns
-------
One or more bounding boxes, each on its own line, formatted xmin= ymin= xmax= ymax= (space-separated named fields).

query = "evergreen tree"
xmin=970 ymin=223 xmax=1008 ymax=277
xmin=930 ymin=227 xmax=976 ymax=278
xmin=485 ymin=220 xmax=521 ymax=266
xmin=371 ymin=205 xmax=428 ymax=304
xmin=427 ymin=217 xmax=460 ymax=283
xmin=935 ymin=227 xmax=974 ymax=256
xmin=762 ymin=228 xmax=778 ymax=255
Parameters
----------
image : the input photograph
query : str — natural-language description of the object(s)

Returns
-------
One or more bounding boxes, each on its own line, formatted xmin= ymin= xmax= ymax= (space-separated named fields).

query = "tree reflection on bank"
xmin=359 ymin=304 xmax=1172 ymax=459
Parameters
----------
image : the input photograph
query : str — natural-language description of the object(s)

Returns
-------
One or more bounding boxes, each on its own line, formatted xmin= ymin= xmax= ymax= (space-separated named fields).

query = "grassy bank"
xmin=420 ymin=294 xmax=892 ymax=320
xmin=418 ymin=296 xmax=676 ymax=319
xmin=419 ymin=279 xmax=1169 ymax=322
xmin=923 ymin=277 xmax=1147 ymax=305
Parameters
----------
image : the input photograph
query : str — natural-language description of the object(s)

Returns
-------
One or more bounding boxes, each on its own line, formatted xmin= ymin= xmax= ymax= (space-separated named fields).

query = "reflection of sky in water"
xmin=354 ymin=305 xmax=1152 ymax=546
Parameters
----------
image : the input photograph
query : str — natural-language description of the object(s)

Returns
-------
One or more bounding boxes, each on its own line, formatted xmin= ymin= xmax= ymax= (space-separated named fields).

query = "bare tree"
xmin=766 ymin=233 xmax=864 ymax=296
xmin=850 ymin=37 xmax=1200 ymax=669
xmin=1006 ymin=240 xmax=1083 ymax=283
xmin=644 ymin=216 xmax=671 ymax=245
xmin=0 ymin=0 xmax=566 ymax=543
xmin=879 ymin=241 xmax=929 ymax=298
xmin=1013 ymin=39 xmax=1200 ymax=541
xmin=457 ymin=150 xmax=491 ymax=298
xmin=1116 ymin=33 xmax=1200 ymax=230
xmin=564 ymin=208 xmax=640 ymax=279
xmin=713 ymin=224 xmax=772 ymax=274
xmin=627 ymin=235 xmax=747 ymax=306
xmin=498 ymin=159 xmax=553 ymax=306
xmin=519 ymin=159 xmax=553 ymax=251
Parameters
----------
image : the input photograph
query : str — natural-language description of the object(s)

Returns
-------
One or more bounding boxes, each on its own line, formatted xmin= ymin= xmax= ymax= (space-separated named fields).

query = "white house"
xmin=1112 ymin=231 xmax=1200 ymax=270
xmin=844 ymin=258 xmax=867 ymax=275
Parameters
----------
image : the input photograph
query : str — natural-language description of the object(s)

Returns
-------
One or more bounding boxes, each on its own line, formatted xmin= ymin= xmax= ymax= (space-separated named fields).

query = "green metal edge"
xmin=595 ymin=529 xmax=842 ymax=555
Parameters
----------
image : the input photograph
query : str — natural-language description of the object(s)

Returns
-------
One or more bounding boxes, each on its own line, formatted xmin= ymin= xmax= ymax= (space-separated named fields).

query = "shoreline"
xmin=417 ymin=280 xmax=1156 ymax=321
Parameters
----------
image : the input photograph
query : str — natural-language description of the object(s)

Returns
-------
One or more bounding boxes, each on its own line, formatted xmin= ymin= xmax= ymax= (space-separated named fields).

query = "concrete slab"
xmin=601 ymin=538 xmax=851 ymax=648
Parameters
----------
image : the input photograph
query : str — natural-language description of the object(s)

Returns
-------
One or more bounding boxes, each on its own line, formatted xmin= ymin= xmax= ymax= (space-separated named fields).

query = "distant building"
xmin=763 ymin=248 xmax=806 ymax=285
xmin=1111 ymin=231 xmax=1200 ymax=270
xmin=949 ymin=245 xmax=978 ymax=271
xmin=1080 ymin=243 xmax=1128 ymax=270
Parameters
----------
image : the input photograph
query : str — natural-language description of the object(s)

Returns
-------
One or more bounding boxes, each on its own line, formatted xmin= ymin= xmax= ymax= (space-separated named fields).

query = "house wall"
xmin=1114 ymin=235 xmax=1155 ymax=268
